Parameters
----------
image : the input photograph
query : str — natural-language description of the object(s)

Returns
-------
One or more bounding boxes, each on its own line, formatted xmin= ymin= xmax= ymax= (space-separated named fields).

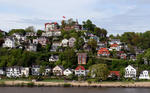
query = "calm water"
xmin=0 ymin=87 xmax=150 ymax=93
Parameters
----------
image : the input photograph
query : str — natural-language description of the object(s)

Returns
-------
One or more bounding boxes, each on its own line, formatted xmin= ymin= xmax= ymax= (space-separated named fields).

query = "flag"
xmin=63 ymin=16 xmax=66 ymax=19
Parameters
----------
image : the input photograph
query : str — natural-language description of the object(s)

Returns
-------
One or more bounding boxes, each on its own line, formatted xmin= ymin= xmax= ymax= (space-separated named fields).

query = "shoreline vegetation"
xmin=1 ymin=80 xmax=150 ymax=88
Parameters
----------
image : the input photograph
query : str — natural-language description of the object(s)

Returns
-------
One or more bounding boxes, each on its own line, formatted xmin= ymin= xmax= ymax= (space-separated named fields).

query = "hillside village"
xmin=0 ymin=18 xmax=150 ymax=81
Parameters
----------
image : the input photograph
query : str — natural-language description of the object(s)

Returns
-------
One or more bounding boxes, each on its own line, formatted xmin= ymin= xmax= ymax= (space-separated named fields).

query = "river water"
xmin=0 ymin=87 xmax=150 ymax=93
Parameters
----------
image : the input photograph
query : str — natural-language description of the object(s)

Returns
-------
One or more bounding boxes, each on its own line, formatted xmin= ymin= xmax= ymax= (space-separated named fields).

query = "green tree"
xmin=8 ymin=29 xmax=25 ymax=36
xmin=37 ymin=30 xmax=43 ymax=37
xmin=39 ymin=66 xmax=46 ymax=76
xmin=87 ymin=39 xmax=97 ymax=53
xmin=83 ymin=19 xmax=96 ymax=31
xmin=74 ymin=37 xmax=84 ymax=50
xmin=25 ymin=26 xmax=35 ymax=32
xmin=89 ymin=64 xmax=109 ymax=81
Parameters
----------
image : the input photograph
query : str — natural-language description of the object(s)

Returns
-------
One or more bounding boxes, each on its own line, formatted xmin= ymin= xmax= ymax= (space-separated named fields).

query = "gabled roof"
xmin=97 ymin=48 xmax=110 ymax=54
xmin=125 ymin=65 xmax=136 ymax=70
xmin=75 ymin=66 xmax=85 ymax=70
xmin=64 ymin=68 xmax=73 ymax=72
xmin=110 ymin=43 xmax=119 ymax=47
xmin=53 ymin=65 xmax=64 ymax=71
xmin=110 ymin=71 xmax=120 ymax=76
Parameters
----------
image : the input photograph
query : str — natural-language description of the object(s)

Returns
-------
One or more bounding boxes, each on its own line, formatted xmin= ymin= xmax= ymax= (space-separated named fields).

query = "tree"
xmin=89 ymin=64 xmax=109 ymax=81
xmin=8 ymin=29 xmax=25 ymax=36
xmin=87 ymin=59 xmax=94 ymax=67
xmin=87 ymin=39 xmax=97 ymax=53
xmin=25 ymin=26 xmax=35 ymax=32
xmin=37 ymin=30 xmax=43 ymax=37
xmin=59 ymin=49 xmax=77 ymax=68
xmin=74 ymin=37 xmax=84 ymax=50
xmin=0 ymin=32 xmax=4 ymax=38
xmin=61 ymin=20 xmax=67 ymax=28
xmin=83 ymin=19 xmax=96 ymax=31
xmin=39 ymin=66 xmax=46 ymax=76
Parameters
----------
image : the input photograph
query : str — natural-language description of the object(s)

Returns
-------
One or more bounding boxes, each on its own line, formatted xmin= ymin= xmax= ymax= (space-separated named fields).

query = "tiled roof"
xmin=75 ymin=66 xmax=85 ymax=70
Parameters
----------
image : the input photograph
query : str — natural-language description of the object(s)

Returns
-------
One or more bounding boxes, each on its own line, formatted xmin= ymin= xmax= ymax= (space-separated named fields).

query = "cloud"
xmin=0 ymin=0 xmax=150 ymax=35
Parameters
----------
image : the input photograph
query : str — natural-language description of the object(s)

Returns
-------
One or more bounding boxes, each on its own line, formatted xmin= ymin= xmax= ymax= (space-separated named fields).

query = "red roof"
xmin=75 ymin=66 xmax=85 ymax=70
xmin=110 ymin=43 xmax=118 ymax=47
xmin=97 ymin=48 xmax=110 ymax=54
xmin=110 ymin=71 xmax=120 ymax=76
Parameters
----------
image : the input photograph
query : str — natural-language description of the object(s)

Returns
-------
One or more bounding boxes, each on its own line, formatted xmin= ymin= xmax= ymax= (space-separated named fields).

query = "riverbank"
xmin=1 ymin=80 xmax=150 ymax=88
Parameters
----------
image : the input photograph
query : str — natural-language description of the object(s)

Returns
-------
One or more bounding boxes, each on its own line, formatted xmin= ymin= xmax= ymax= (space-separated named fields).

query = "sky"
xmin=0 ymin=0 xmax=150 ymax=35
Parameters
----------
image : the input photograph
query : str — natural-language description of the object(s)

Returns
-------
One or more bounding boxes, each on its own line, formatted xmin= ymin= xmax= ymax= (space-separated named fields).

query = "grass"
xmin=41 ymin=79 xmax=65 ymax=82
xmin=0 ymin=78 xmax=31 ymax=82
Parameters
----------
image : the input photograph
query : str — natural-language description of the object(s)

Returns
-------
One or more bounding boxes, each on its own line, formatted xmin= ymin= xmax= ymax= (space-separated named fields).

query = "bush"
xmin=27 ymin=82 xmax=34 ymax=87
xmin=87 ymin=79 xmax=98 ymax=83
xmin=0 ymin=81 xmax=6 ymax=86
xmin=63 ymin=83 xmax=71 ymax=87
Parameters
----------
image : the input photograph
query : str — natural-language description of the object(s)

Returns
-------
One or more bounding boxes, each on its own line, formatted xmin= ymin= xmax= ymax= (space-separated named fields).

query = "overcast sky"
xmin=0 ymin=0 xmax=150 ymax=35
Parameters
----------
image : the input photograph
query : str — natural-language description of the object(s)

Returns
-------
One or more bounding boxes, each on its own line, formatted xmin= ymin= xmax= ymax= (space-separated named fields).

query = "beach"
xmin=1 ymin=80 xmax=150 ymax=88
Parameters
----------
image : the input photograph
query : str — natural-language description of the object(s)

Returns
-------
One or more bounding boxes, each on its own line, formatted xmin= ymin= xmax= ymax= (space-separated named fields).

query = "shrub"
xmin=63 ymin=83 xmax=71 ymax=87
xmin=27 ymin=82 xmax=34 ymax=87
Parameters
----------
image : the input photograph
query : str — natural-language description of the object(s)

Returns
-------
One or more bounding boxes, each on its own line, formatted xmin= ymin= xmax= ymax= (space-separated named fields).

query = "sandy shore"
xmin=1 ymin=81 xmax=150 ymax=88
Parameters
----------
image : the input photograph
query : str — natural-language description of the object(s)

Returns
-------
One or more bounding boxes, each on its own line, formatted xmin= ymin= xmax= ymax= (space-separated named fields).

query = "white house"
xmin=50 ymin=42 xmax=62 ymax=52
xmin=3 ymin=37 xmax=16 ymax=48
xmin=49 ymin=55 xmax=59 ymax=62
xmin=42 ymin=67 xmax=51 ymax=76
xmin=63 ymin=68 xmax=73 ymax=76
xmin=20 ymin=67 xmax=30 ymax=77
xmin=62 ymin=39 xmax=69 ymax=47
xmin=0 ymin=68 xmax=5 ymax=76
xmin=52 ymin=65 xmax=64 ymax=76
xmin=75 ymin=66 xmax=86 ymax=76
xmin=26 ymin=32 xmax=37 ymax=37
xmin=109 ymin=43 xmax=122 ymax=51
xmin=124 ymin=65 xmax=136 ymax=78
xmin=6 ymin=67 xmax=29 ymax=78
xmin=31 ymin=65 xmax=40 ymax=76
xmin=69 ymin=37 xmax=76 ymax=47
xmin=13 ymin=33 xmax=26 ymax=41
xmin=139 ymin=70 xmax=150 ymax=80
xmin=109 ymin=39 xmax=121 ymax=45
xmin=53 ymin=31 xmax=61 ymax=36
xmin=26 ymin=44 xmax=37 ymax=52
xmin=33 ymin=39 xmax=38 ymax=44
xmin=42 ymin=31 xmax=53 ymax=37
xmin=45 ymin=22 xmax=59 ymax=31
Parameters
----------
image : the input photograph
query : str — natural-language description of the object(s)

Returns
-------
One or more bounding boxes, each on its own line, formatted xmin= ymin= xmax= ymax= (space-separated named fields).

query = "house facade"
xmin=45 ymin=22 xmax=59 ymax=31
xmin=38 ymin=37 xmax=49 ymax=46
xmin=75 ymin=66 xmax=86 ymax=76
xmin=0 ymin=68 xmax=5 ymax=76
xmin=42 ymin=67 xmax=51 ymax=76
xmin=97 ymin=48 xmax=110 ymax=56
xmin=26 ymin=32 xmax=37 ymax=37
xmin=109 ymin=39 xmax=121 ymax=45
xmin=49 ymin=55 xmax=59 ymax=62
xmin=77 ymin=53 xmax=87 ymax=65
xmin=139 ymin=70 xmax=150 ymax=80
xmin=69 ymin=37 xmax=76 ymax=47
xmin=124 ymin=65 xmax=136 ymax=78
xmin=52 ymin=65 xmax=64 ymax=76
xmin=109 ymin=43 xmax=122 ymax=51
xmin=63 ymin=68 xmax=73 ymax=76
xmin=31 ymin=65 xmax=40 ymax=76
xmin=6 ymin=67 xmax=29 ymax=78
xmin=62 ymin=39 xmax=68 ymax=47
xmin=108 ymin=71 xmax=120 ymax=79
xmin=26 ymin=44 xmax=37 ymax=52
xmin=50 ymin=42 xmax=62 ymax=52
xmin=3 ymin=37 xmax=16 ymax=48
